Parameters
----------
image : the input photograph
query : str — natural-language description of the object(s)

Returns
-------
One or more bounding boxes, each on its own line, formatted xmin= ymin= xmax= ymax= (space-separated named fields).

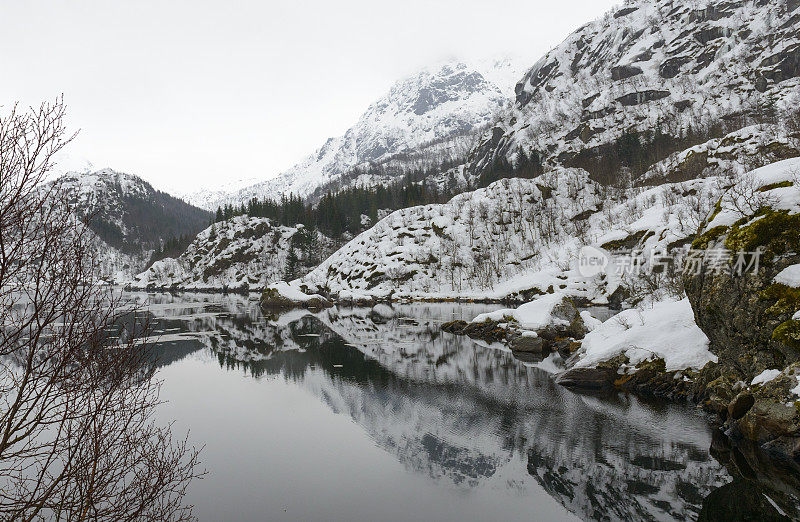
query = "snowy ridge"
xmin=190 ymin=59 xmax=525 ymax=209
xmin=469 ymin=0 xmax=800 ymax=179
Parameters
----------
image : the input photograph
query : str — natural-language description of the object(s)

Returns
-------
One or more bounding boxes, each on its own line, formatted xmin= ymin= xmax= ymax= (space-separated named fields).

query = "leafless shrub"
xmin=620 ymin=256 xmax=686 ymax=306
xmin=613 ymin=315 xmax=632 ymax=330
xmin=721 ymin=169 xmax=778 ymax=216
xmin=0 ymin=99 xmax=202 ymax=521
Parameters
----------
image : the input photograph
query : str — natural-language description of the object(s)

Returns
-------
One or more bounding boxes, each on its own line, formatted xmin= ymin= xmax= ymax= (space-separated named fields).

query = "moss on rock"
xmin=692 ymin=225 xmax=728 ymax=250
xmin=724 ymin=208 xmax=800 ymax=263
xmin=760 ymin=284 xmax=800 ymax=317
xmin=757 ymin=180 xmax=793 ymax=192
xmin=772 ymin=320 xmax=800 ymax=350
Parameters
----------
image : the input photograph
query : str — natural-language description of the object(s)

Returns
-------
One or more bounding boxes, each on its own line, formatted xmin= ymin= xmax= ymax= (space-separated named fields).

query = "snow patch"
xmin=471 ymin=293 xmax=570 ymax=330
xmin=574 ymin=299 xmax=715 ymax=372
xmin=774 ymin=264 xmax=800 ymax=288
xmin=751 ymin=369 xmax=782 ymax=386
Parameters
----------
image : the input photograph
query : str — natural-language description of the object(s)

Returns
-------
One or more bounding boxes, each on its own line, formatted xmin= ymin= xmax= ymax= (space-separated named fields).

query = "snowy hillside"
xmin=291 ymin=167 xmax=714 ymax=302
xmin=132 ymin=215 xmax=338 ymax=291
xmin=190 ymin=59 xmax=526 ymax=209
xmin=287 ymin=128 xmax=794 ymax=303
xmin=469 ymin=0 xmax=800 ymax=182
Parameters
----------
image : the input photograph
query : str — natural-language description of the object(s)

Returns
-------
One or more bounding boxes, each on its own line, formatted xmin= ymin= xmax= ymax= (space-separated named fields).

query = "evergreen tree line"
xmin=147 ymin=233 xmax=196 ymax=265
xmin=213 ymin=173 xmax=460 ymax=238
xmin=209 ymin=103 xmax=800 ymax=239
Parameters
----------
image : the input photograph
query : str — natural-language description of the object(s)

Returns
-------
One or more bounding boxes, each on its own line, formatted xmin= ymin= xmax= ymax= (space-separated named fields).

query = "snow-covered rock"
xmin=572 ymin=298 xmax=715 ymax=372
xmin=471 ymin=293 xmax=575 ymax=330
xmin=132 ymin=216 xmax=338 ymax=291
xmin=260 ymin=281 xmax=332 ymax=310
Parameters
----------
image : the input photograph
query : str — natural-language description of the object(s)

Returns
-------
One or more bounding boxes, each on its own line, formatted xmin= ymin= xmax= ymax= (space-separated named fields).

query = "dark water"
xmin=126 ymin=292 xmax=781 ymax=521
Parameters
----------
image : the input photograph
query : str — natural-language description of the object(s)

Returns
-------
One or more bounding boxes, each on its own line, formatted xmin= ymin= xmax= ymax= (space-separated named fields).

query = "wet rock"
xmin=441 ymin=320 xmax=468 ymax=334
xmin=758 ymin=42 xmax=800 ymax=84
xmin=581 ymin=93 xmax=599 ymax=109
xmin=735 ymin=400 xmax=798 ymax=443
xmin=699 ymin=479 xmax=792 ymax=521
xmin=613 ymin=6 xmax=637 ymax=18
xmin=606 ymin=285 xmax=629 ymax=310
xmin=610 ymin=64 xmax=642 ymax=81
xmin=728 ymin=392 xmax=755 ymax=420
xmin=702 ymin=373 xmax=737 ymax=418
xmin=442 ymin=319 xmax=509 ymax=343
xmin=508 ymin=334 xmax=543 ymax=353
xmin=658 ymin=56 xmax=692 ymax=79
xmin=555 ymin=367 xmax=615 ymax=391
xmin=616 ymin=90 xmax=670 ymax=107
xmin=553 ymin=338 xmax=576 ymax=359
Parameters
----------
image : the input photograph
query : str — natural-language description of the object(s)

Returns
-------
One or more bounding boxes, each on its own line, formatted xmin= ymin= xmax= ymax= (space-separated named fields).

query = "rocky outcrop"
xmin=684 ymin=159 xmax=800 ymax=464
xmin=442 ymin=294 xmax=587 ymax=358
xmin=260 ymin=283 xmax=332 ymax=311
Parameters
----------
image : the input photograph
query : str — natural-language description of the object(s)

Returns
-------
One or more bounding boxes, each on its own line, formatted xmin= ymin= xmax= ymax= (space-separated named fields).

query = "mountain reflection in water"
xmin=128 ymin=292 xmax=792 ymax=521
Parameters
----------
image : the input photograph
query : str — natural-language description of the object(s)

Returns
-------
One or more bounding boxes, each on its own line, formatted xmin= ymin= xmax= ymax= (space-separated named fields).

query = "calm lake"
xmin=130 ymin=292 xmax=740 ymax=521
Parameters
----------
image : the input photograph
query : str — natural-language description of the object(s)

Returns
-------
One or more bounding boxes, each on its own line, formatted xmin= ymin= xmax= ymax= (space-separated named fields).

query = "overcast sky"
xmin=1 ymin=0 xmax=618 ymax=194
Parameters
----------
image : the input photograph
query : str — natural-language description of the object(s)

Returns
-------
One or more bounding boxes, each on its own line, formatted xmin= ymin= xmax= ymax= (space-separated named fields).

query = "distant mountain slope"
xmin=57 ymin=169 xmax=212 ymax=255
xmin=189 ymin=59 xmax=525 ymax=209
xmin=468 ymin=0 xmax=800 ymax=183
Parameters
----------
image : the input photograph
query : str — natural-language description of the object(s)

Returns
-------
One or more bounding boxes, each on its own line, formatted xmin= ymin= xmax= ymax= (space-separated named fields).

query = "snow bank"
xmin=574 ymin=299 xmax=715 ymax=372
xmin=470 ymin=293 xmax=570 ymax=330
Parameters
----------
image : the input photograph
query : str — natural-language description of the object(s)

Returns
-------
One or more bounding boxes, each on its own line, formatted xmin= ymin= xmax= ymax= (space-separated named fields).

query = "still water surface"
xmin=130 ymin=292 xmax=737 ymax=521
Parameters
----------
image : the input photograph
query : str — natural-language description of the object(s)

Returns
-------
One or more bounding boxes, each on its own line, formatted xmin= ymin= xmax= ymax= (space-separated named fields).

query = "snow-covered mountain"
xmin=188 ymin=59 xmax=526 ymax=209
xmin=58 ymin=169 xmax=211 ymax=253
xmin=468 ymin=0 xmax=800 ymax=182
xmin=55 ymin=169 xmax=211 ymax=277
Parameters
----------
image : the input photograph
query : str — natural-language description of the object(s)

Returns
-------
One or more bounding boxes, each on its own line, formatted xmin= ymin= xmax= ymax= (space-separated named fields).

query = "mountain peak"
xmin=187 ymin=58 xmax=524 ymax=209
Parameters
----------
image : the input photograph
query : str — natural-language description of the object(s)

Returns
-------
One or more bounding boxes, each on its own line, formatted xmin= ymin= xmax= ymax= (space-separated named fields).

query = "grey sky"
xmin=1 ymin=0 xmax=618 ymax=193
